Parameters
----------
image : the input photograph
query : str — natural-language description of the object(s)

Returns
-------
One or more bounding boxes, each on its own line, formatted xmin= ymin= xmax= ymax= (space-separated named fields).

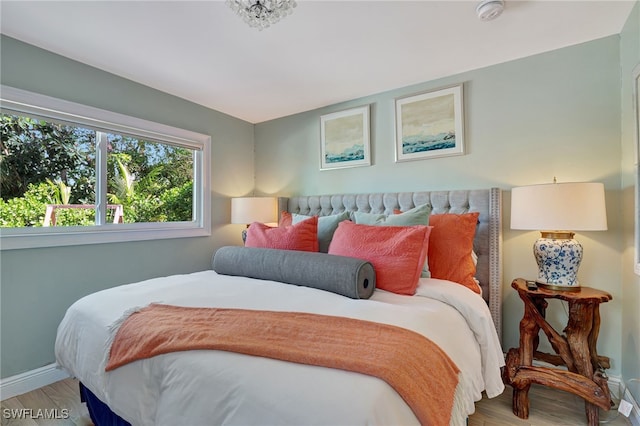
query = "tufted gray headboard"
xmin=278 ymin=188 xmax=503 ymax=341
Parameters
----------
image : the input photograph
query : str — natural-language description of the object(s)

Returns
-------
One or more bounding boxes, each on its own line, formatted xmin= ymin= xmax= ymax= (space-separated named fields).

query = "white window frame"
xmin=0 ymin=86 xmax=211 ymax=250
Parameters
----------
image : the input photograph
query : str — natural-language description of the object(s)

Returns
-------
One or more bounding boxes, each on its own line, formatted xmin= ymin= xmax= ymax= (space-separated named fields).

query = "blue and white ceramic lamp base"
xmin=533 ymin=232 xmax=583 ymax=291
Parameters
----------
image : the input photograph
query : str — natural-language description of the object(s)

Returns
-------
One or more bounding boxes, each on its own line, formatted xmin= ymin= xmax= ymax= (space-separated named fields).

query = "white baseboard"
xmin=598 ymin=376 xmax=639 ymax=426
xmin=0 ymin=363 xmax=70 ymax=400
xmin=621 ymin=383 xmax=640 ymax=426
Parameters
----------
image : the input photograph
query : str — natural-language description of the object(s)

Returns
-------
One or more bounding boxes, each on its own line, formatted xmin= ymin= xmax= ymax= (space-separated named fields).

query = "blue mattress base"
xmin=79 ymin=382 xmax=131 ymax=426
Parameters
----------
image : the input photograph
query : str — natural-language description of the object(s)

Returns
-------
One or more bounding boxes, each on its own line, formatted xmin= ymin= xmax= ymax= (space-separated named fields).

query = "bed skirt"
xmin=79 ymin=382 xmax=130 ymax=426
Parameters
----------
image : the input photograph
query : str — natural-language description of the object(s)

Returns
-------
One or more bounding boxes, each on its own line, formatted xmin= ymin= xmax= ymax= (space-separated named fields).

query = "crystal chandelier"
xmin=226 ymin=0 xmax=297 ymax=30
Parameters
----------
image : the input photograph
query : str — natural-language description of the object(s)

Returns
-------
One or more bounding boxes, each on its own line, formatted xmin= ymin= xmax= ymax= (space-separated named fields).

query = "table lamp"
xmin=510 ymin=180 xmax=607 ymax=290
xmin=231 ymin=197 xmax=278 ymax=242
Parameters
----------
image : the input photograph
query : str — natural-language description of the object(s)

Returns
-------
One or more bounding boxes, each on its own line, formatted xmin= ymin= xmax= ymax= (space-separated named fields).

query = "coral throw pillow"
xmin=279 ymin=211 xmax=293 ymax=227
xmin=428 ymin=212 xmax=481 ymax=294
xmin=329 ymin=220 xmax=432 ymax=295
xmin=245 ymin=216 xmax=319 ymax=252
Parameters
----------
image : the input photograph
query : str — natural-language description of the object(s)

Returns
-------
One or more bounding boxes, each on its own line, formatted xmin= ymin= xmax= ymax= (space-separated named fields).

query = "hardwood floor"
xmin=471 ymin=384 xmax=631 ymax=426
xmin=1 ymin=378 xmax=632 ymax=425
xmin=1 ymin=379 xmax=91 ymax=426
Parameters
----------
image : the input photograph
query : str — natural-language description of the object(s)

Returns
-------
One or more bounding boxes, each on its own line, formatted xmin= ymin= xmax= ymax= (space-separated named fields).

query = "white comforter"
xmin=55 ymin=271 xmax=504 ymax=426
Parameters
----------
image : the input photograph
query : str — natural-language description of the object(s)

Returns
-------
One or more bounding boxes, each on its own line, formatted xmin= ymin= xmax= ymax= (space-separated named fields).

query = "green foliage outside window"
xmin=1 ymin=114 xmax=95 ymax=203
xmin=0 ymin=113 xmax=194 ymax=228
xmin=0 ymin=182 xmax=94 ymax=227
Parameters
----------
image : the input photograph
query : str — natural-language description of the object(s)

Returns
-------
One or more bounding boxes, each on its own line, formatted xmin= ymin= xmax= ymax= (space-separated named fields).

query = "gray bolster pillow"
xmin=212 ymin=246 xmax=376 ymax=299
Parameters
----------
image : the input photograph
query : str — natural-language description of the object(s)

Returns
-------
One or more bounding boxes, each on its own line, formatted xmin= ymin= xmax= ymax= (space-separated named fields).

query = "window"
xmin=0 ymin=86 xmax=211 ymax=250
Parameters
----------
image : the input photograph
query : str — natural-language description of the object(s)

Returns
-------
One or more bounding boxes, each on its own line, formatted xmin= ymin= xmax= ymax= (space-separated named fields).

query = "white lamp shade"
xmin=511 ymin=182 xmax=607 ymax=231
xmin=231 ymin=197 xmax=278 ymax=224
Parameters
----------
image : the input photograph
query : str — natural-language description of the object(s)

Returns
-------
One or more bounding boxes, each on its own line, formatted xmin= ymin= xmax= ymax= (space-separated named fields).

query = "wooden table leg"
xmin=510 ymin=293 xmax=543 ymax=419
xmin=565 ymin=301 xmax=603 ymax=426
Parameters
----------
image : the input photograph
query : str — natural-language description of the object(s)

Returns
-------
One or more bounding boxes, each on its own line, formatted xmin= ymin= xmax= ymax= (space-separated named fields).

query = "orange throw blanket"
xmin=106 ymin=304 xmax=461 ymax=425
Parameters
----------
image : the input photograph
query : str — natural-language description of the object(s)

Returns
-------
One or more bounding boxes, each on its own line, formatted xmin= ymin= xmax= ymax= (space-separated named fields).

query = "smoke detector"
xmin=476 ymin=0 xmax=504 ymax=21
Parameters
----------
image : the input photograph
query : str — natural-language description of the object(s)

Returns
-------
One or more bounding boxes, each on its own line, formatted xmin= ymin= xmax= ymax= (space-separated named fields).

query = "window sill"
xmin=0 ymin=223 xmax=211 ymax=250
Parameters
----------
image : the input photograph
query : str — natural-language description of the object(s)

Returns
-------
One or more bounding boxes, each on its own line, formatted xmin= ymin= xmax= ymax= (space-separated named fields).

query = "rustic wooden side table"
xmin=503 ymin=278 xmax=612 ymax=426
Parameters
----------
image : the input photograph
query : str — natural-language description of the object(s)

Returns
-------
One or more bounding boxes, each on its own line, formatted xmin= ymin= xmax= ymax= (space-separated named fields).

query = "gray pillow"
xmin=352 ymin=203 xmax=431 ymax=226
xmin=212 ymin=246 xmax=376 ymax=299
xmin=292 ymin=211 xmax=350 ymax=253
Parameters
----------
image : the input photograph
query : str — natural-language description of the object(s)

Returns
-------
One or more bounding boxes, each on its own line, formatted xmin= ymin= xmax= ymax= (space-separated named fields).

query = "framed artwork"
xmin=320 ymin=105 xmax=370 ymax=170
xmin=395 ymin=84 xmax=464 ymax=162
xmin=633 ymin=64 xmax=640 ymax=275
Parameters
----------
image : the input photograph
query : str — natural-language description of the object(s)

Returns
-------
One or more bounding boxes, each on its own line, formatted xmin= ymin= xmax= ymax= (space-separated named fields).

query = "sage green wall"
xmin=620 ymin=1 xmax=640 ymax=405
xmin=0 ymin=36 xmax=254 ymax=378
xmin=2 ymin=8 xmax=638 ymax=395
xmin=255 ymin=36 xmax=626 ymax=378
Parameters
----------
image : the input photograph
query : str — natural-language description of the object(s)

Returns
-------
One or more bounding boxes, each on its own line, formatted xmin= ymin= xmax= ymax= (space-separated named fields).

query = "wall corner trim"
xmin=0 ymin=363 xmax=69 ymax=400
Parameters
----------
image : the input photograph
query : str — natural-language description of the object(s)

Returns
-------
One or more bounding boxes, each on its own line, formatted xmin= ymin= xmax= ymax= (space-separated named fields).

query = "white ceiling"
xmin=1 ymin=1 xmax=636 ymax=124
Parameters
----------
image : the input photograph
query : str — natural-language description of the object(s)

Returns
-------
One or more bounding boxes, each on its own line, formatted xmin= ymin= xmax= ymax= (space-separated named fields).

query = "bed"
xmin=55 ymin=188 xmax=505 ymax=426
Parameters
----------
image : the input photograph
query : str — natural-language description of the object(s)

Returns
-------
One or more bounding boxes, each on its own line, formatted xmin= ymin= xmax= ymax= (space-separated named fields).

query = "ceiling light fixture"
xmin=476 ymin=0 xmax=504 ymax=21
xmin=226 ymin=0 xmax=297 ymax=30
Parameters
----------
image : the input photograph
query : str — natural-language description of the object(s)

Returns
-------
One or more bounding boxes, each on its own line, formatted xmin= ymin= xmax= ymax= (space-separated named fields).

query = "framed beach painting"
xmin=395 ymin=84 xmax=464 ymax=162
xmin=320 ymin=105 xmax=371 ymax=170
